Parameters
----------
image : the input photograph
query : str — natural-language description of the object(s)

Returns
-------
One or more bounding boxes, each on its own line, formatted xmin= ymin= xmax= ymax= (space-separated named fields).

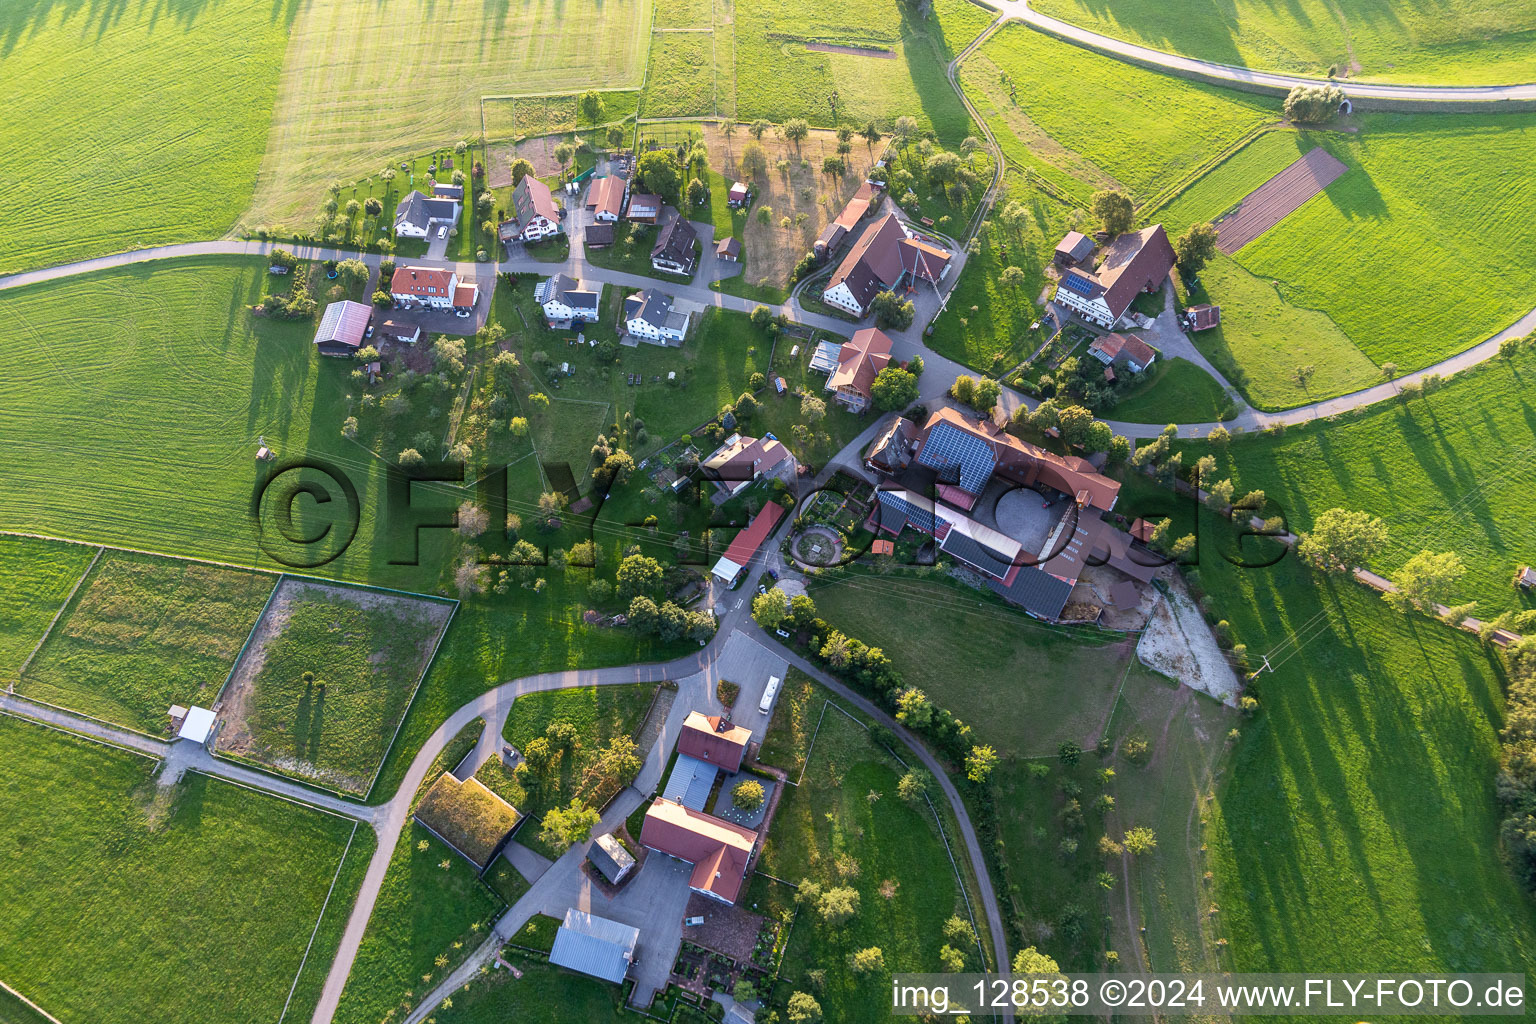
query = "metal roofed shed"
xmin=549 ymin=909 xmax=638 ymax=984
xmin=588 ymin=832 xmax=636 ymax=884
xmin=808 ymin=340 xmax=842 ymax=374
xmin=663 ymin=753 xmax=720 ymax=811
xmin=177 ymin=706 xmax=217 ymax=745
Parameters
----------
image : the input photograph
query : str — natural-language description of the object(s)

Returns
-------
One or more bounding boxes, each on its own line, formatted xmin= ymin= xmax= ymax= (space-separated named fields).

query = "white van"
xmin=759 ymin=674 xmax=782 ymax=715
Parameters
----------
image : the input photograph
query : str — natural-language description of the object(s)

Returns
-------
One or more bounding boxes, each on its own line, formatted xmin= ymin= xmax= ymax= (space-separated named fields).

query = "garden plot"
xmin=219 ymin=579 xmax=454 ymax=794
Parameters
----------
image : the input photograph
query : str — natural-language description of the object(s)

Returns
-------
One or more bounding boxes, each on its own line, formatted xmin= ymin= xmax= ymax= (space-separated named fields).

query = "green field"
xmin=1108 ymin=357 xmax=1234 ymax=423
xmin=0 ymin=537 xmax=96 ymax=679
xmin=228 ymin=581 xmax=452 ymax=792
xmin=334 ymin=823 xmax=504 ymax=1024
xmin=482 ymin=92 xmax=641 ymax=141
xmin=247 ymin=0 xmax=654 ymax=231
xmin=1155 ymin=129 xmax=1307 ymax=234
xmin=19 ymin=550 xmax=275 ymax=733
xmin=753 ymin=678 xmax=976 ymax=1022
xmin=1028 ymin=0 xmax=1536 ymax=85
xmin=0 ymin=716 xmax=359 ymax=1024
xmin=0 ymin=0 xmax=289 ymax=273
xmin=422 ymin=956 xmax=633 ymax=1022
xmin=645 ymin=31 xmax=720 ymax=118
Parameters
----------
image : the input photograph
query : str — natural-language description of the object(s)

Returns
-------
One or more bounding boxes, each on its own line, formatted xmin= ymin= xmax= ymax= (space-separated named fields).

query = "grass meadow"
xmin=0 ymin=715 xmax=360 ymax=1024
xmin=0 ymin=0 xmax=289 ymax=273
xmin=1027 ymin=0 xmax=1536 ymax=85
xmin=645 ymin=31 xmax=721 ymax=118
xmin=19 ymin=550 xmax=275 ymax=733
xmin=247 ymin=0 xmax=653 ymax=231
xmin=0 ymin=536 xmax=96 ymax=679
xmin=410 ymin=957 xmax=636 ymax=1022
xmin=1108 ymin=357 xmax=1234 ymax=424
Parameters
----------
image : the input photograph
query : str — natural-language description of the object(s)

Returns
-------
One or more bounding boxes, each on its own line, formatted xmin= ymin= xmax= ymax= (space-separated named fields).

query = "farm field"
xmin=1028 ymin=0 xmax=1536 ymax=85
xmin=645 ymin=32 xmax=720 ymax=118
xmin=18 ymin=550 xmax=275 ymax=733
xmin=247 ymin=0 xmax=653 ymax=231
xmin=0 ymin=537 xmax=96 ymax=679
xmin=481 ymin=92 xmax=641 ymax=142
xmin=219 ymin=579 xmax=455 ymax=793
xmin=752 ymin=678 xmax=978 ymax=1022
xmin=0 ymin=716 xmax=360 ymax=1024
xmin=0 ymin=0 xmax=289 ymax=273
xmin=1156 ymin=129 xmax=1310 ymax=234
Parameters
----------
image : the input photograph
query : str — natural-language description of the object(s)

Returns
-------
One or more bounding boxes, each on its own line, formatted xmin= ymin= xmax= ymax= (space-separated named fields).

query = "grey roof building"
xmin=392 ymin=190 xmax=461 ymax=237
xmin=662 ymin=753 xmax=719 ymax=812
xmin=588 ymin=832 xmax=636 ymax=884
xmin=549 ymin=909 xmax=639 ymax=984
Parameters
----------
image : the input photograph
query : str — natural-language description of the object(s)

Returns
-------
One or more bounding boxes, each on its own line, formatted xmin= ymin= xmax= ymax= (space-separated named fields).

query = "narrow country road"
xmin=980 ymin=0 xmax=1536 ymax=101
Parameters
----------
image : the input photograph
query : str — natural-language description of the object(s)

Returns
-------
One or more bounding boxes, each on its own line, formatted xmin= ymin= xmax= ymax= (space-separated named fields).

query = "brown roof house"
xmin=701 ymin=433 xmax=796 ymax=497
xmin=651 ymin=214 xmax=698 ymax=275
xmin=390 ymin=266 xmax=477 ymax=311
xmin=640 ymin=798 xmax=758 ymax=904
xmin=677 ymin=712 xmax=752 ymax=772
xmin=863 ymin=415 xmax=918 ymax=476
xmin=586 ymin=175 xmax=627 ymax=222
xmin=821 ymin=213 xmax=952 ymax=318
xmin=824 ymin=327 xmax=893 ymax=412
xmin=1185 ymin=303 xmax=1221 ymax=331
xmin=627 ymin=193 xmax=663 ymax=223
xmin=499 ymin=175 xmax=562 ymax=244
xmin=1087 ymin=333 xmax=1158 ymax=374
xmin=715 ymin=236 xmax=740 ymax=262
xmin=312 ymin=300 xmax=372 ymax=357
xmin=1052 ymin=224 xmax=1175 ymax=329
xmin=814 ymin=180 xmax=881 ymax=259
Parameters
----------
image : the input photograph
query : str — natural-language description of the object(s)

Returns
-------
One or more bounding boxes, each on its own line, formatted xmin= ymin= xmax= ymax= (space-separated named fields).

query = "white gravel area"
xmin=1136 ymin=579 xmax=1240 ymax=705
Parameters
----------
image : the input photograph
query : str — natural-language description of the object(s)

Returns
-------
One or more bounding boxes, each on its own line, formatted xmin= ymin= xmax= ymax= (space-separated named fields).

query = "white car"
xmin=455 ymin=309 xmax=471 ymax=318
xmin=775 ymin=628 xmax=790 ymax=638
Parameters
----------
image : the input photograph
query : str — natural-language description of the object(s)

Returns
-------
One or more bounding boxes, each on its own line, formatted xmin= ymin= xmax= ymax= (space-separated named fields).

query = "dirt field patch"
xmin=1135 ymin=577 xmax=1239 ymax=705
xmin=702 ymin=124 xmax=882 ymax=289
xmin=1214 ymin=146 xmax=1348 ymax=254
xmin=803 ymin=41 xmax=895 ymax=59
xmin=218 ymin=579 xmax=454 ymax=794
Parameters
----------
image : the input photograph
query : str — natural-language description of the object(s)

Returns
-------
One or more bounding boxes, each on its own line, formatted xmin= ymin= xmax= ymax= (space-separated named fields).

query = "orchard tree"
xmin=849 ymin=947 xmax=885 ymax=974
xmin=579 ymin=89 xmax=605 ymax=121
xmin=1090 ymin=189 xmax=1134 ymax=235
xmin=1387 ymin=550 xmax=1466 ymax=615
xmin=897 ymin=769 xmax=929 ymax=803
xmin=871 ymin=366 xmax=919 ymax=411
xmin=1174 ymin=221 xmax=1219 ymax=277
xmin=616 ymin=553 xmax=665 ymax=600
xmin=787 ymin=992 xmax=823 ymax=1023
xmin=1123 ymin=826 xmax=1158 ymax=855
xmin=818 ymin=885 xmax=860 ymax=926
xmin=1298 ymin=507 xmax=1389 ymax=573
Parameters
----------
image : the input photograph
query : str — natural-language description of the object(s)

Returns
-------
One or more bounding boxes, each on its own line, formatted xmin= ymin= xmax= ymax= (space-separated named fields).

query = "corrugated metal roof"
xmin=549 ymin=909 xmax=637 ymax=984
xmin=662 ymin=753 xmax=719 ymax=811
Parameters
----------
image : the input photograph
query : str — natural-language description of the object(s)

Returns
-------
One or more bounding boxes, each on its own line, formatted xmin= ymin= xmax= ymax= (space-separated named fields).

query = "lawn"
xmin=752 ymin=681 xmax=978 ymax=1022
xmin=1107 ymin=357 xmax=1234 ymax=424
xmin=332 ymin=823 xmax=505 ymax=1024
xmin=246 ymin=0 xmax=654 ymax=232
xmin=481 ymin=91 xmax=641 ymax=141
xmin=961 ymin=25 xmax=1278 ymax=207
xmin=1027 ymin=0 xmax=1536 ymax=85
xmin=419 ymin=955 xmax=633 ymax=1022
xmin=220 ymin=580 xmax=455 ymax=793
xmin=0 ymin=715 xmax=360 ymax=1024
xmin=0 ymin=536 xmax=97 ymax=680
xmin=0 ymin=0 xmax=289 ymax=273
xmin=644 ymin=31 xmax=719 ymax=118
xmin=18 ymin=550 xmax=275 ymax=733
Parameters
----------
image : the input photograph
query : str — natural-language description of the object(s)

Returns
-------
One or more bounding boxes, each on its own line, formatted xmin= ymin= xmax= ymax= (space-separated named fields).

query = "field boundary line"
xmin=0 ymin=978 xmax=64 ymax=1024
xmin=11 ymin=544 xmax=103 ymax=685
xmin=184 ymin=766 xmax=361 ymax=823
xmin=277 ymin=820 xmax=361 ymax=1024
xmin=0 ymin=706 xmax=160 ymax=765
xmin=1139 ymin=122 xmax=1281 ymax=219
xmin=0 ymin=689 xmax=166 ymax=744
xmin=209 ymin=748 xmax=364 ymax=804
xmin=364 ymin=597 xmax=462 ymax=802
xmin=213 ymin=571 xmax=285 ymax=705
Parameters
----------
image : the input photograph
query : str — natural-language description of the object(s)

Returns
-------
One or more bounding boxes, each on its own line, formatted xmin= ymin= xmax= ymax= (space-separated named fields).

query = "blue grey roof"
xmin=987 ymin=565 xmax=1073 ymax=620
xmin=588 ymin=832 xmax=635 ymax=883
xmin=915 ymin=421 xmax=997 ymax=495
xmin=550 ymin=910 xmax=638 ymax=984
xmin=393 ymin=190 xmax=460 ymax=231
xmin=625 ymin=288 xmax=674 ymax=327
xmin=547 ymin=273 xmax=600 ymax=310
xmin=662 ymin=753 xmax=718 ymax=811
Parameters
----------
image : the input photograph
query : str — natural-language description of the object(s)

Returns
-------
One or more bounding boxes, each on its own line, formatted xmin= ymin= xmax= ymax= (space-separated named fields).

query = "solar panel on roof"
xmin=915 ymin=423 xmax=996 ymax=494
xmin=1061 ymin=272 xmax=1096 ymax=296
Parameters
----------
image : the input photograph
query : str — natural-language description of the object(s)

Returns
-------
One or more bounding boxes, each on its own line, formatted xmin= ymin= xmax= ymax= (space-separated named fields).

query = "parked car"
xmin=455 ymin=309 xmax=471 ymax=318
xmin=775 ymin=628 xmax=790 ymax=638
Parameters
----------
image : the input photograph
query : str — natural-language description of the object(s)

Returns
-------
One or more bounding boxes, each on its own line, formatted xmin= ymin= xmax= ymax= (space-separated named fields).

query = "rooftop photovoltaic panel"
xmin=1061 ymin=272 xmax=1097 ymax=296
xmin=915 ymin=422 xmax=996 ymax=495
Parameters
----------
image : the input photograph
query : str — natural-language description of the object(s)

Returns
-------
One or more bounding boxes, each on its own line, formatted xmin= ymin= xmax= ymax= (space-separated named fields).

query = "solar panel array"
xmin=915 ymin=423 xmax=997 ymax=494
xmin=1061 ymin=272 xmax=1097 ymax=297
xmin=876 ymin=490 xmax=937 ymax=534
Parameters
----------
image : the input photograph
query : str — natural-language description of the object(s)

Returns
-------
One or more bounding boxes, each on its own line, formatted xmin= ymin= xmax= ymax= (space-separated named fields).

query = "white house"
xmin=393 ymin=190 xmax=460 ymax=239
xmin=822 ymin=213 xmax=951 ymax=318
xmin=1053 ymin=224 xmax=1176 ymax=329
xmin=499 ymin=176 xmax=562 ymax=244
xmin=1087 ymin=333 xmax=1157 ymax=374
xmin=624 ymin=288 xmax=690 ymax=344
xmin=536 ymin=273 xmax=600 ymax=327
xmin=390 ymin=265 xmax=477 ymax=311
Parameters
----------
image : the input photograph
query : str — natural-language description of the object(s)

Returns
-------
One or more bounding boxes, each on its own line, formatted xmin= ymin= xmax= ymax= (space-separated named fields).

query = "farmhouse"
xmin=499 ymin=175 xmax=562 ymax=244
xmin=864 ymin=415 xmax=918 ymax=475
xmin=1053 ymin=224 xmax=1175 ymax=329
xmin=412 ymin=772 xmax=523 ymax=871
xmin=586 ymin=175 xmax=627 ymax=222
xmin=1087 ymin=333 xmax=1157 ymax=373
xmin=824 ymin=327 xmax=893 ymax=412
xmin=393 ymin=189 xmax=460 ymax=239
xmin=640 ymin=798 xmax=758 ymax=904
xmin=312 ymin=299 xmax=372 ymax=357
xmin=709 ymin=501 xmax=787 ymax=586
xmin=391 ymin=266 xmax=477 ymax=311
xmin=587 ymin=833 xmax=635 ymax=885
xmin=814 ymin=180 xmax=882 ymax=259
xmin=727 ymin=181 xmax=749 ymax=207
xmin=536 ymin=273 xmax=600 ymax=328
xmin=701 ymin=434 xmax=795 ymax=497
xmin=651 ymin=215 xmax=698 ymax=275
xmin=623 ymin=288 xmax=691 ymax=344
xmin=821 ymin=213 xmax=952 ymax=318
xmin=627 ymin=193 xmax=662 ymax=223
xmin=677 ymin=711 xmax=752 ymax=772
xmin=549 ymin=909 xmax=638 ymax=985
xmin=1054 ymin=230 xmax=1095 ymax=267
xmin=716 ymin=236 xmax=740 ymax=262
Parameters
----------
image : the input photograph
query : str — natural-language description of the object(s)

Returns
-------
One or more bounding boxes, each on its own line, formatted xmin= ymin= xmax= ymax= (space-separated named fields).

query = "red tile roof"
xmin=1093 ymin=224 xmax=1176 ymax=322
xmin=721 ymin=502 xmax=786 ymax=567
xmin=825 ymin=213 xmax=950 ymax=311
xmin=513 ymin=175 xmax=559 ymax=227
xmin=1089 ymin=332 xmax=1157 ymax=367
xmin=587 ymin=175 xmax=625 ymax=219
xmin=677 ymin=712 xmax=752 ymax=771
xmin=640 ymin=800 xmax=757 ymax=903
xmin=391 ymin=265 xmax=456 ymax=298
xmin=827 ymin=327 xmax=893 ymax=398
xmin=920 ymin=408 xmax=1121 ymax=512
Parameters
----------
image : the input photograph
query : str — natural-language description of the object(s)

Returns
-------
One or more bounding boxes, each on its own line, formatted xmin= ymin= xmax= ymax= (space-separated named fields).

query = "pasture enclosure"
xmin=219 ymin=579 xmax=455 ymax=794
xmin=0 ymin=536 xmax=98 ymax=679
xmin=18 ymin=550 xmax=276 ymax=734
xmin=0 ymin=715 xmax=358 ymax=1024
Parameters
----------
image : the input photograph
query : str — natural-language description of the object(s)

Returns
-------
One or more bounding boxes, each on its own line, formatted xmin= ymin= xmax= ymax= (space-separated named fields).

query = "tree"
xmin=553 ymin=142 xmax=576 ymax=181
xmin=999 ymin=265 xmax=1028 ymax=290
xmin=1292 ymin=363 xmax=1317 ymax=389
xmin=1381 ymin=361 xmax=1399 ymax=382
xmin=821 ymin=155 xmax=845 ymax=178
xmin=527 ymin=391 xmax=550 ymax=410
xmin=536 ymin=490 xmax=566 ymax=528
xmin=579 ymin=89 xmax=605 ymax=121
xmin=337 ymin=258 xmax=369 ymax=286
xmin=509 ymin=416 xmax=529 ymax=438
xmin=965 ymin=744 xmax=998 ymax=784
xmin=787 ymin=992 xmax=822 ymax=1023
xmin=510 ymin=158 xmax=535 ymax=185
xmin=1107 ymin=434 xmax=1131 ymax=466
xmin=892 ymin=115 xmax=918 ymax=148
xmin=1207 ymin=424 xmax=1231 ymax=447
xmin=800 ymin=393 xmax=826 ymax=423
xmin=1057 ymin=404 xmax=1094 ymax=447
xmin=818 ymin=885 xmax=860 ymax=926
xmin=592 ymin=450 xmax=636 ymax=493
xmin=607 ymin=125 xmax=626 ymax=150
xmin=960 ymin=377 xmax=999 ymax=414
xmin=636 ymin=150 xmax=683 ymax=206
xmin=458 ymin=501 xmax=489 ymax=537
xmin=1123 ymin=826 xmax=1157 ymax=855
xmin=539 ymin=798 xmax=601 ymax=851
xmin=1090 ymin=189 xmax=1134 ymax=235
xmin=748 ymin=119 xmax=771 ymax=140
xmin=1084 ymin=420 xmax=1114 ymax=454
xmin=1298 ymin=507 xmax=1389 ymax=573
xmin=896 ymin=687 xmax=933 ymax=729
xmin=398 ymin=448 xmax=424 ymax=466
xmin=1283 ymin=83 xmax=1345 ymax=123
xmin=1174 ymin=221 xmax=1219 ymax=277
xmin=687 ymin=177 xmax=708 ymax=206
xmin=943 ymin=915 xmax=975 ymax=948
xmin=1013 ymin=945 xmax=1062 ymax=975
xmin=925 ymin=151 xmax=962 ymax=186
xmin=750 ymin=305 xmax=774 ymax=331
xmin=617 ymin=553 xmax=665 ymax=600
xmin=433 ymin=335 xmax=467 ymax=377
xmin=733 ymin=779 xmax=765 ymax=810
xmin=897 ymin=769 xmax=929 ymax=803
xmin=939 ymin=944 xmax=966 ymax=972
xmin=740 ymin=140 xmax=769 ymax=182
xmin=340 ymin=416 xmax=359 ymax=440
xmin=782 ymin=118 xmax=810 ymax=146
xmin=848 ymin=947 xmax=885 ymax=974
xmin=753 ymin=587 xmax=789 ymax=629
xmin=866 ymin=366 xmax=919 ymax=412
xmin=1058 ymin=740 xmax=1081 ymax=766
xmin=1387 ymin=550 xmax=1466 ymax=615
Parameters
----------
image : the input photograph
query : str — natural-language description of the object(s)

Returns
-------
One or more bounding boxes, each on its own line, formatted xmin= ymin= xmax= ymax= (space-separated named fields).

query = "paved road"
xmin=981 ymin=0 xmax=1536 ymax=101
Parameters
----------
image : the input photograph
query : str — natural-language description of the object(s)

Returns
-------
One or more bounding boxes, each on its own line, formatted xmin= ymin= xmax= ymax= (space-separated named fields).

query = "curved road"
xmin=981 ymin=0 xmax=1536 ymax=102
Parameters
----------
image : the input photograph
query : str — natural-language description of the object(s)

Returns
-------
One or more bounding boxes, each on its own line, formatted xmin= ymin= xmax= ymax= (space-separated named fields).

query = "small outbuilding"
xmin=727 ymin=181 xmax=749 ymax=207
xmin=549 ymin=909 xmax=638 ymax=985
xmin=588 ymin=832 xmax=636 ymax=884
xmin=1185 ymin=303 xmax=1221 ymax=331
xmin=1054 ymin=230 xmax=1095 ymax=267
xmin=716 ymin=236 xmax=741 ymax=262
xmin=178 ymin=706 xmax=217 ymax=745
